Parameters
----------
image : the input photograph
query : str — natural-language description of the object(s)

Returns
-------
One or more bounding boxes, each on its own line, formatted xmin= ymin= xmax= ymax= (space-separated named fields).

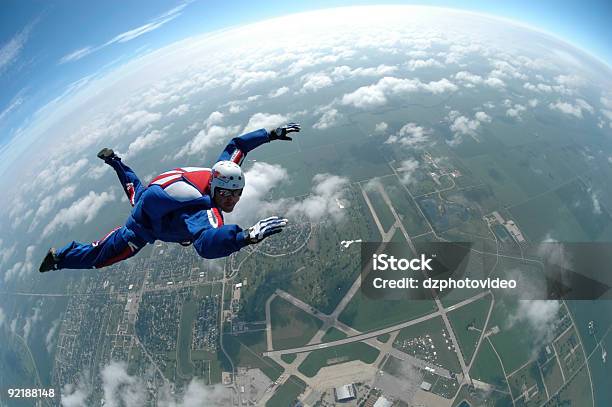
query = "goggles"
xmin=216 ymin=188 xmax=243 ymax=197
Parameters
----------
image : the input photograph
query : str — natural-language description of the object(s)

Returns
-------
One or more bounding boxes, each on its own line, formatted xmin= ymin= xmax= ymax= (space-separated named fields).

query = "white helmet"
xmin=210 ymin=161 xmax=245 ymax=196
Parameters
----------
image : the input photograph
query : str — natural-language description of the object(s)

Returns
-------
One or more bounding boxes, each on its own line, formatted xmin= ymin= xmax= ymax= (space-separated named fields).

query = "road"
xmin=264 ymin=290 xmax=489 ymax=357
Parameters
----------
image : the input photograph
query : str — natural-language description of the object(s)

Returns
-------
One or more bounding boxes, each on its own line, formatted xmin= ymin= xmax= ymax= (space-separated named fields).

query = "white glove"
xmin=269 ymin=122 xmax=301 ymax=141
xmin=245 ymin=216 xmax=288 ymax=244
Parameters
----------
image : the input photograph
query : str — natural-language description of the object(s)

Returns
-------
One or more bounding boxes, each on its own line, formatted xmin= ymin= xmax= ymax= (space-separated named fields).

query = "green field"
xmin=451 ymin=384 xmax=513 ymax=407
xmin=508 ymin=178 xmax=612 ymax=241
xmin=539 ymin=355 xmax=564 ymax=397
xmin=191 ymin=350 xmax=222 ymax=384
xmin=507 ymin=361 xmax=547 ymax=405
xmin=339 ymin=290 xmax=436 ymax=332
xmin=394 ymin=316 xmax=462 ymax=373
xmin=281 ymin=353 xmax=297 ymax=364
xmin=382 ymin=173 xmax=430 ymax=236
xmin=177 ymin=295 xmax=198 ymax=377
xmin=547 ymin=364 xmax=593 ymax=406
xmin=447 ymin=294 xmax=492 ymax=364
xmin=554 ymin=326 xmax=586 ymax=380
xmin=298 ymin=342 xmax=379 ymax=377
xmin=270 ymin=297 xmax=323 ymax=349
xmin=266 ymin=376 xmax=307 ymax=407
xmin=484 ymin=295 xmax=556 ymax=375
xmin=363 ymin=181 xmax=396 ymax=232
xmin=238 ymin=186 xmax=374 ymax=321
xmin=431 ymin=375 xmax=460 ymax=399
xmin=469 ymin=339 xmax=507 ymax=388
xmin=223 ymin=330 xmax=284 ymax=381
xmin=321 ymin=327 xmax=347 ymax=343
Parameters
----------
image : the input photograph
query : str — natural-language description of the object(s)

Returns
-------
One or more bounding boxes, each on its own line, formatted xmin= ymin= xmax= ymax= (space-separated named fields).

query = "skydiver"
xmin=38 ymin=123 xmax=301 ymax=272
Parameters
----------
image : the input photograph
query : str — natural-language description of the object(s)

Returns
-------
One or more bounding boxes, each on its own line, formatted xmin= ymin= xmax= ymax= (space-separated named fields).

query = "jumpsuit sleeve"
xmin=216 ymin=128 xmax=271 ymax=166
xmin=193 ymin=224 xmax=249 ymax=259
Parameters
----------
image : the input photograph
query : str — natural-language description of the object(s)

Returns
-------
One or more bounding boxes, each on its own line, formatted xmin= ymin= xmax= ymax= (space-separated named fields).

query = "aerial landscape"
xmin=0 ymin=4 xmax=611 ymax=407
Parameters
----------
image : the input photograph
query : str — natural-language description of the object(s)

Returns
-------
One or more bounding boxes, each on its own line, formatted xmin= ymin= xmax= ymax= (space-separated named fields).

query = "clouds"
xmin=330 ymin=64 xmax=397 ymax=80
xmin=161 ymin=379 xmax=232 ymax=407
xmin=300 ymin=73 xmax=333 ymax=93
xmin=505 ymin=103 xmax=526 ymax=119
xmin=35 ymin=159 xmax=89 ymax=195
xmin=3 ymin=245 xmax=36 ymax=283
xmin=446 ymin=109 xmax=492 ymax=145
xmin=125 ymin=129 xmax=165 ymax=159
xmin=269 ymin=86 xmax=289 ymax=98
xmin=341 ymin=83 xmax=387 ymax=109
xmin=224 ymin=95 xmax=261 ymax=114
xmin=168 ymin=104 xmax=190 ymax=117
xmin=406 ymin=58 xmax=443 ymax=71
xmin=229 ymin=162 xmax=350 ymax=225
xmin=242 ymin=112 xmax=287 ymax=133
xmin=176 ymin=124 xmax=241 ymax=159
xmin=230 ymin=70 xmax=277 ymax=90
xmin=0 ymin=307 xmax=5 ymax=328
xmin=42 ymin=189 xmax=116 ymax=238
xmin=374 ymin=122 xmax=388 ymax=133
xmin=61 ymin=377 xmax=92 ymax=407
xmin=287 ymin=174 xmax=350 ymax=222
xmin=341 ymin=76 xmax=457 ymax=109
xmin=0 ymin=239 xmax=17 ymax=268
xmin=30 ymin=185 xmax=77 ymax=231
xmin=46 ymin=319 xmax=61 ymax=353
xmin=313 ymin=108 xmax=341 ymax=130
xmin=474 ymin=111 xmax=491 ymax=123
xmin=59 ymin=3 xmax=189 ymax=64
xmin=61 ymin=362 xmax=232 ymax=407
xmin=385 ymin=122 xmax=430 ymax=147
xmin=548 ymin=99 xmax=594 ymax=118
xmin=230 ymin=162 xmax=289 ymax=224
xmin=397 ymin=159 xmax=420 ymax=185
xmin=508 ymin=300 xmax=561 ymax=351
xmin=22 ymin=305 xmax=41 ymax=342
xmin=101 ymin=362 xmax=147 ymax=407
xmin=453 ymin=71 xmax=505 ymax=89
xmin=0 ymin=20 xmax=37 ymax=74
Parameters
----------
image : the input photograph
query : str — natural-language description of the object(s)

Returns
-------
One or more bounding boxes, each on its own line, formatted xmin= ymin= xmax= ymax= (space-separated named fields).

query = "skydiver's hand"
xmin=244 ymin=216 xmax=288 ymax=244
xmin=269 ymin=123 xmax=301 ymax=141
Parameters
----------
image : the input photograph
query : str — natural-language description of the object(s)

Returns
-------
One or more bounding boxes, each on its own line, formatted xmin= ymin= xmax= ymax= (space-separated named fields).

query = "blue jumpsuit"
xmin=55 ymin=128 xmax=271 ymax=269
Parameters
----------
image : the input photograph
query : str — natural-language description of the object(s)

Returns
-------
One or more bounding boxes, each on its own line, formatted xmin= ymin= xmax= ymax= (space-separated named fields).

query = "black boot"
xmin=97 ymin=148 xmax=120 ymax=163
xmin=39 ymin=249 xmax=60 ymax=273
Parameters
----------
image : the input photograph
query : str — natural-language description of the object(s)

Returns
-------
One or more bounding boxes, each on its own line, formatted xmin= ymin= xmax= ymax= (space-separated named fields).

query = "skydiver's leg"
xmin=98 ymin=149 xmax=146 ymax=206
xmin=54 ymin=226 xmax=147 ymax=269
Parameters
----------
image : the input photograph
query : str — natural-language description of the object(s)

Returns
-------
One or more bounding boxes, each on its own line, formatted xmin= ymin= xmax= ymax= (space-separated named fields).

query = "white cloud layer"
xmin=374 ymin=122 xmax=388 ymax=133
xmin=269 ymin=86 xmax=289 ymax=98
xmin=101 ymin=362 xmax=147 ymax=407
xmin=42 ymin=189 xmax=116 ymax=238
xmin=397 ymin=159 xmax=420 ymax=185
xmin=287 ymin=174 xmax=350 ymax=222
xmin=0 ymin=20 xmax=37 ymax=74
xmin=385 ymin=122 xmax=430 ymax=147
xmin=59 ymin=3 xmax=188 ymax=63
xmin=548 ymin=99 xmax=593 ymax=118
xmin=175 ymin=125 xmax=241 ymax=159
xmin=342 ymin=76 xmax=458 ymax=109
xmin=313 ymin=108 xmax=341 ymax=130
xmin=242 ymin=112 xmax=287 ymax=133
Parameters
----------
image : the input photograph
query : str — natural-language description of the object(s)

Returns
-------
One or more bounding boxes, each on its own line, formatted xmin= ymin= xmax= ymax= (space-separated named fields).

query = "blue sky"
xmin=0 ymin=0 xmax=611 ymax=152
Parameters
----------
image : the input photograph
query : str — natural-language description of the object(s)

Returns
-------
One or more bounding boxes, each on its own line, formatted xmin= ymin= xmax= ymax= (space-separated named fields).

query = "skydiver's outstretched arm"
xmin=192 ymin=216 xmax=289 ymax=259
xmin=216 ymin=123 xmax=301 ymax=166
